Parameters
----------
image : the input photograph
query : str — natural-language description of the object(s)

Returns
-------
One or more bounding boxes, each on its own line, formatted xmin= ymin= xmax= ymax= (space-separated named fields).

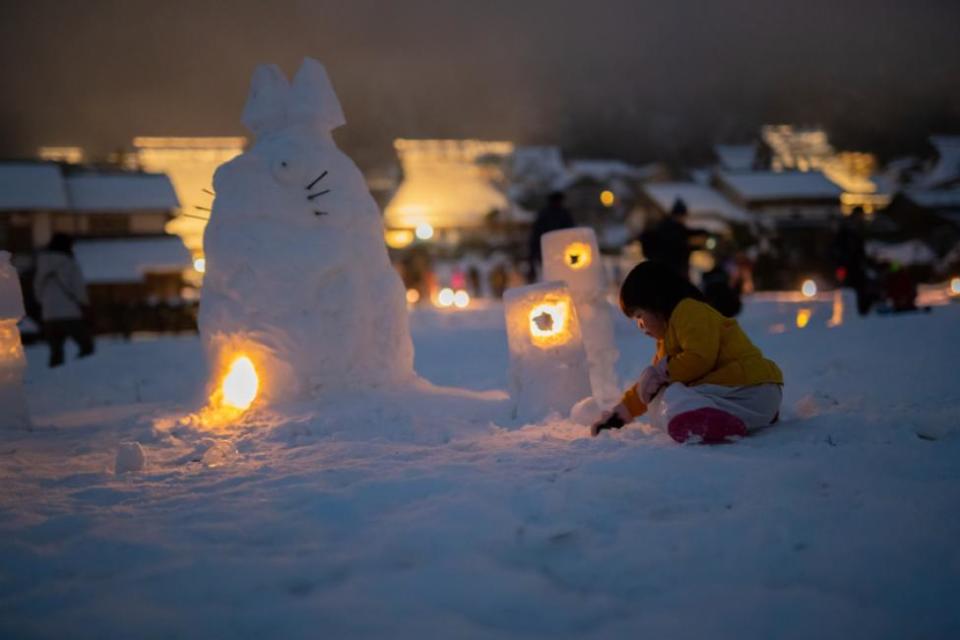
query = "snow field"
xmin=1 ymin=298 xmax=959 ymax=639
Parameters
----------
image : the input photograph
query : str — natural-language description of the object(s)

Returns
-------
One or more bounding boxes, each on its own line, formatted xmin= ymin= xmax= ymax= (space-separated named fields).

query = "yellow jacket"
xmin=622 ymin=298 xmax=783 ymax=417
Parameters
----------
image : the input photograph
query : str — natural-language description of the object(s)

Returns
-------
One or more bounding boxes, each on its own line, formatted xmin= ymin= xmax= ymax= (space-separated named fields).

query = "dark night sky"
xmin=2 ymin=0 xmax=959 ymax=167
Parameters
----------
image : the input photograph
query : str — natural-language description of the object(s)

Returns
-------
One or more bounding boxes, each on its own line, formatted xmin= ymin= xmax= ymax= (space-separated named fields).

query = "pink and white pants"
xmin=647 ymin=383 xmax=782 ymax=443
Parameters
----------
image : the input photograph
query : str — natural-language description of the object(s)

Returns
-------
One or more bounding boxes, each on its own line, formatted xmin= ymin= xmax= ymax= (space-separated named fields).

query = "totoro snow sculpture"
xmin=199 ymin=58 xmax=414 ymax=405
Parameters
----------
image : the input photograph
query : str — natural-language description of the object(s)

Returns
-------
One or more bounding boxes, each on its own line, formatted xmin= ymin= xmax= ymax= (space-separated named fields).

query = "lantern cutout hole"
xmin=221 ymin=355 xmax=259 ymax=410
xmin=564 ymin=242 xmax=592 ymax=271
xmin=528 ymin=300 xmax=571 ymax=347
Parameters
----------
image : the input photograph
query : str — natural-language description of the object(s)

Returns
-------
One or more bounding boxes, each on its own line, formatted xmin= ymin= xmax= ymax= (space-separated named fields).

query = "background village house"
xmin=0 ymin=160 xmax=193 ymax=338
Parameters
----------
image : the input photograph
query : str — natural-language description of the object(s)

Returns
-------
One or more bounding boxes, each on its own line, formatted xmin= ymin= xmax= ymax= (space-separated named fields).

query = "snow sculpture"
xmin=504 ymin=281 xmax=591 ymax=422
xmin=541 ymin=227 xmax=619 ymax=406
xmin=115 ymin=442 xmax=146 ymax=474
xmin=199 ymin=58 xmax=414 ymax=406
xmin=0 ymin=251 xmax=29 ymax=429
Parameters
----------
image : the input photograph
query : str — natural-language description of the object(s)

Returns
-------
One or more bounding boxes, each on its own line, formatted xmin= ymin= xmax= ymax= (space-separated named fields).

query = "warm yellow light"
xmin=406 ymin=288 xmax=421 ymax=304
xmin=221 ymin=356 xmax=259 ymax=410
xmin=600 ymin=190 xmax=615 ymax=207
xmin=193 ymin=257 xmax=206 ymax=273
xmin=385 ymin=229 xmax=415 ymax=249
xmin=453 ymin=290 xmax=470 ymax=308
xmin=528 ymin=300 xmax=570 ymax=347
xmin=415 ymin=223 xmax=434 ymax=240
xmin=437 ymin=288 xmax=455 ymax=307
xmin=563 ymin=242 xmax=592 ymax=270
xmin=801 ymin=279 xmax=818 ymax=298
xmin=951 ymin=277 xmax=960 ymax=295
xmin=796 ymin=308 xmax=812 ymax=329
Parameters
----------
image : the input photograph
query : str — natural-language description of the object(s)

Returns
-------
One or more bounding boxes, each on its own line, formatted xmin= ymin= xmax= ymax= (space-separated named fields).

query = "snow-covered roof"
xmin=73 ymin=236 xmax=191 ymax=284
xmin=644 ymin=182 xmax=751 ymax=223
xmin=552 ymin=159 xmax=660 ymax=191
xmin=760 ymin=125 xmax=834 ymax=171
xmin=511 ymin=146 xmax=565 ymax=178
xmin=64 ymin=171 xmax=179 ymax=212
xmin=0 ymin=162 xmax=69 ymax=211
xmin=920 ymin=136 xmax=960 ymax=189
xmin=866 ymin=239 xmax=937 ymax=266
xmin=567 ymin=159 xmax=635 ymax=179
xmin=686 ymin=216 xmax=732 ymax=235
xmin=714 ymin=144 xmax=757 ymax=172
xmin=0 ymin=163 xmax=180 ymax=214
xmin=564 ymin=159 xmax=652 ymax=182
xmin=598 ymin=223 xmax=633 ymax=248
xmin=385 ymin=139 xmax=523 ymax=229
xmin=905 ymin=188 xmax=960 ymax=209
xmin=718 ymin=171 xmax=842 ymax=202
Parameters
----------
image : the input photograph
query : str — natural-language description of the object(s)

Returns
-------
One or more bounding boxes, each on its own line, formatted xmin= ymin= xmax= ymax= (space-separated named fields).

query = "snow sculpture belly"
xmin=198 ymin=59 xmax=414 ymax=404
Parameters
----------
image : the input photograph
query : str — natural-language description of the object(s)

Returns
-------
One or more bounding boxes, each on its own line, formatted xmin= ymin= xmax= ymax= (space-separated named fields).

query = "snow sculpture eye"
xmin=269 ymin=143 xmax=310 ymax=186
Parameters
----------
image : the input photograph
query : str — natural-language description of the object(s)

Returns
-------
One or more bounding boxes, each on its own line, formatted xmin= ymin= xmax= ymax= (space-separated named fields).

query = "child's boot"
xmin=667 ymin=408 xmax=747 ymax=444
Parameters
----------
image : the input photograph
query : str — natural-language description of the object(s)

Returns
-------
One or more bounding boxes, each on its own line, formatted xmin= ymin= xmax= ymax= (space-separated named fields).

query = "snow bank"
xmin=4 ymin=299 xmax=960 ymax=638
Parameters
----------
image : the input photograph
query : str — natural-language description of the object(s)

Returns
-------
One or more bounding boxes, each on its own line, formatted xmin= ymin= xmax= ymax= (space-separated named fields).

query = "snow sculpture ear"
xmin=288 ymin=57 xmax=346 ymax=133
xmin=241 ymin=64 xmax=291 ymax=136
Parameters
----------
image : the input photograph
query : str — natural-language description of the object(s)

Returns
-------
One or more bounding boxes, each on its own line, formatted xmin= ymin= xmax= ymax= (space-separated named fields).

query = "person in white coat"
xmin=33 ymin=234 xmax=95 ymax=367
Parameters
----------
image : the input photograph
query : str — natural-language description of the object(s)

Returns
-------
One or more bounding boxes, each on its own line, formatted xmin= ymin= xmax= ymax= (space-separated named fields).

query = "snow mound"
xmin=115 ymin=441 xmax=146 ymax=474
xmin=200 ymin=58 xmax=414 ymax=405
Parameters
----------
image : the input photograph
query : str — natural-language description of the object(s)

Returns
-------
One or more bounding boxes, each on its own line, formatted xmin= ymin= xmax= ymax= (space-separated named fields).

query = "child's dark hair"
xmin=619 ymin=261 xmax=706 ymax=319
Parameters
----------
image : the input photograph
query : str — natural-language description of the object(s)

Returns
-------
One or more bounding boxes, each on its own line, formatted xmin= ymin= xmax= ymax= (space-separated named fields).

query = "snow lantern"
xmin=542 ymin=227 xmax=604 ymax=295
xmin=0 ymin=251 xmax=30 ymax=430
xmin=198 ymin=332 xmax=289 ymax=424
xmin=198 ymin=57 xmax=414 ymax=409
xmin=540 ymin=227 xmax=620 ymax=406
xmin=504 ymin=281 xmax=591 ymax=421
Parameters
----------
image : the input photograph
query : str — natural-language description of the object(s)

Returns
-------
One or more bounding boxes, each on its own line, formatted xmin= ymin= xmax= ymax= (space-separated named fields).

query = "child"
xmin=592 ymin=261 xmax=783 ymax=443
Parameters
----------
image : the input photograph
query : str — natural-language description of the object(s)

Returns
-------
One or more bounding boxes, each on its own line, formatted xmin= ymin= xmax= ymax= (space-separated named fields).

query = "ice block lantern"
xmin=541 ymin=227 xmax=620 ymax=406
xmin=504 ymin=282 xmax=592 ymax=422
xmin=0 ymin=251 xmax=30 ymax=429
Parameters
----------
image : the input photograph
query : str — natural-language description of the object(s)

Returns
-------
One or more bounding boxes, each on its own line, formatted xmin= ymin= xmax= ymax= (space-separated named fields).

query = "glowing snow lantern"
xmin=951 ymin=277 xmax=960 ymax=296
xmin=193 ymin=257 xmax=206 ymax=273
xmin=562 ymin=241 xmax=592 ymax=271
xmin=406 ymin=288 xmax=421 ymax=305
xmin=385 ymin=229 xmax=415 ymax=249
xmin=453 ymin=290 xmax=470 ymax=308
xmin=801 ymin=279 xmax=818 ymax=298
xmin=0 ymin=251 xmax=29 ymax=429
xmin=437 ymin=287 xmax=455 ymax=307
xmin=528 ymin=300 xmax=571 ymax=346
xmin=600 ymin=190 xmax=615 ymax=207
xmin=796 ymin=308 xmax=813 ymax=329
xmin=503 ymin=281 xmax=591 ymax=422
xmin=542 ymin=228 xmax=604 ymax=294
xmin=415 ymin=222 xmax=434 ymax=241
xmin=221 ymin=355 xmax=259 ymax=410
xmin=541 ymin=227 xmax=620 ymax=407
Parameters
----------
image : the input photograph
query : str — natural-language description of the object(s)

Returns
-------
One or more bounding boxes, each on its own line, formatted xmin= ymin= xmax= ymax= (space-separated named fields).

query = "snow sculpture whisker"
xmin=182 ymin=213 xmax=210 ymax=221
xmin=202 ymin=188 xmax=216 ymax=196
xmin=305 ymin=170 xmax=328 ymax=190
xmin=307 ymin=189 xmax=330 ymax=200
xmin=314 ymin=210 xmax=328 ymax=216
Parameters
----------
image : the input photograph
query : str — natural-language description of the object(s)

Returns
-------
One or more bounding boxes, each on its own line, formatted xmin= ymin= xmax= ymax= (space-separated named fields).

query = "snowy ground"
xmin=2 ymin=294 xmax=960 ymax=639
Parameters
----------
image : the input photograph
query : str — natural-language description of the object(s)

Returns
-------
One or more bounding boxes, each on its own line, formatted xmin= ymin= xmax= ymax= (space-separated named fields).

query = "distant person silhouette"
xmin=832 ymin=207 xmax=873 ymax=315
xmin=33 ymin=233 xmax=95 ymax=367
xmin=527 ymin=191 xmax=575 ymax=282
xmin=640 ymin=198 xmax=703 ymax=280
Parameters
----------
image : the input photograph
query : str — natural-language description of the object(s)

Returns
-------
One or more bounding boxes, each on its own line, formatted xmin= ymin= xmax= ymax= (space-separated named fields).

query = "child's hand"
xmin=637 ymin=362 xmax=669 ymax=404
xmin=591 ymin=404 xmax=631 ymax=437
